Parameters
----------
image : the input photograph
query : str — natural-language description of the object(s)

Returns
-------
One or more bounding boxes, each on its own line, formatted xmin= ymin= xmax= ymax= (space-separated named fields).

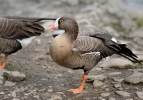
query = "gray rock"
xmin=103 ymin=26 xmax=119 ymax=37
xmin=109 ymin=97 xmax=116 ymax=100
xmin=12 ymin=98 xmax=20 ymax=100
xmin=86 ymin=74 xmax=107 ymax=83
xmin=0 ymin=92 xmax=5 ymax=95
xmin=3 ymin=71 xmax=26 ymax=82
xmin=107 ymin=72 xmax=122 ymax=76
xmin=113 ymin=77 xmax=124 ymax=82
xmin=0 ymin=80 xmax=3 ymax=84
xmin=114 ymin=84 xmax=122 ymax=89
xmin=100 ymin=92 xmax=110 ymax=97
xmin=116 ymin=91 xmax=130 ymax=97
xmin=100 ymin=58 xmax=133 ymax=69
xmin=93 ymin=80 xmax=104 ymax=87
xmin=127 ymin=9 xmax=143 ymax=19
xmin=130 ymin=26 xmax=143 ymax=38
xmin=121 ymin=17 xmax=137 ymax=33
xmin=51 ymin=95 xmax=62 ymax=100
xmin=66 ymin=0 xmax=79 ymax=6
xmin=105 ymin=0 xmax=126 ymax=17
xmin=124 ymin=73 xmax=143 ymax=84
xmin=4 ymin=81 xmax=16 ymax=86
xmin=136 ymin=91 xmax=143 ymax=99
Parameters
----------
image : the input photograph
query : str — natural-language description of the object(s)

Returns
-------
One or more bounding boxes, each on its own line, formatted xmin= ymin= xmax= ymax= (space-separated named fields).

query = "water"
xmin=125 ymin=0 xmax=143 ymax=10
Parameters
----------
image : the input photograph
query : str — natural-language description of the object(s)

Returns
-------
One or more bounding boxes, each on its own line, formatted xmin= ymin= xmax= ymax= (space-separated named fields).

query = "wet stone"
xmin=116 ymin=91 xmax=130 ymax=97
xmin=3 ymin=71 xmax=26 ymax=82
xmin=100 ymin=92 xmax=110 ymax=97
xmin=124 ymin=73 xmax=143 ymax=84
xmin=4 ymin=81 xmax=16 ymax=86
xmin=135 ymin=91 xmax=143 ymax=99
xmin=93 ymin=80 xmax=104 ymax=87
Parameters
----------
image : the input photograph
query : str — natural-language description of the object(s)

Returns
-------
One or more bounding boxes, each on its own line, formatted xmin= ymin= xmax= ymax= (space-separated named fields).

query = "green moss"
xmin=112 ymin=23 xmax=123 ymax=32
xmin=5 ymin=64 xmax=21 ymax=71
xmin=135 ymin=17 xmax=143 ymax=27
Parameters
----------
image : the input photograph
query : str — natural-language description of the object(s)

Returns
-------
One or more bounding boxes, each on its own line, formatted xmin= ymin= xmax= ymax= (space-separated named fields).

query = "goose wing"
xmin=0 ymin=16 xmax=49 ymax=39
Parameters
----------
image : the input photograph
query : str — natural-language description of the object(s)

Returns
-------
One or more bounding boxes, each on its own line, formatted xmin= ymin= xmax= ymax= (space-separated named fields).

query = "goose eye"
xmin=60 ymin=20 xmax=64 ymax=23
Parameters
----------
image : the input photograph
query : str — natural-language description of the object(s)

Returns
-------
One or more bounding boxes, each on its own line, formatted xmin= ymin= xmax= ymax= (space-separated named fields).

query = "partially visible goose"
xmin=49 ymin=17 xmax=138 ymax=93
xmin=0 ymin=16 xmax=55 ymax=69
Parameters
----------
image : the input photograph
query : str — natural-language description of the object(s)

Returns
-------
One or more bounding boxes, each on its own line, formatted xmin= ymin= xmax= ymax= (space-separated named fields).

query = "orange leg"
xmin=68 ymin=74 xmax=87 ymax=94
xmin=0 ymin=54 xmax=8 ymax=69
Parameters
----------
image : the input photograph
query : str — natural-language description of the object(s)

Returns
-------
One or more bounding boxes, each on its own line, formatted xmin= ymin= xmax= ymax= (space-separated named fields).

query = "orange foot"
xmin=68 ymin=88 xmax=83 ymax=94
xmin=0 ymin=64 xmax=5 ymax=69
xmin=0 ymin=54 xmax=8 ymax=69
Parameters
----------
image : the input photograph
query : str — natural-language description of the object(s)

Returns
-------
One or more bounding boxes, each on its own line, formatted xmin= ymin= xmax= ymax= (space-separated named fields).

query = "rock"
xmin=0 ymin=92 xmax=5 ymax=95
xmin=48 ymin=89 xmax=53 ymax=92
xmin=127 ymin=9 xmax=143 ymax=19
xmin=114 ymin=84 xmax=122 ymax=89
xmin=86 ymin=74 xmax=107 ymax=83
xmin=130 ymin=26 xmax=143 ymax=39
xmin=109 ymin=98 xmax=116 ymax=100
xmin=4 ymin=81 xmax=16 ymax=86
xmin=121 ymin=17 xmax=137 ymax=33
xmin=124 ymin=73 xmax=143 ymax=84
xmin=99 ymin=58 xmax=133 ymax=69
xmin=105 ymin=0 xmax=126 ymax=17
xmin=103 ymin=26 xmax=119 ymax=37
xmin=51 ymin=95 xmax=62 ymax=100
xmin=93 ymin=80 xmax=104 ymax=87
xmin=113 ymin=77 xmax=124 ymax=82
xmin=107 ymin=72 xmax=122 ymax=76
xmin=12 ymin=98 xmax=20 ymax=100
xmin=3 ymin=71 xmax=26 ymax=82
xmin=133 ymin=37 xmax=143 ymax=46
xmin=100 ymin=92 xmax=110 ymax=97
xmin=136 ymin=91 xmax=143 ymax=99
xmin=66 ymin=0 xmax=79 ymax=6
xmin=35 ymin=39 xmax=41 ymax=45
xmin=0 ymin=80 xmax=3 ymax=84
xmin=116 ymin=91 xmax=130 ymax=97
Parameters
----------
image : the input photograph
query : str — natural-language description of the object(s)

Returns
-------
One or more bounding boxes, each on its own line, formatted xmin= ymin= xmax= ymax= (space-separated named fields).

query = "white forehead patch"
xmin=54 ymin=17 xmax=61 ymax=28
xmin=111 ymin=37 xmax=117 ymax=43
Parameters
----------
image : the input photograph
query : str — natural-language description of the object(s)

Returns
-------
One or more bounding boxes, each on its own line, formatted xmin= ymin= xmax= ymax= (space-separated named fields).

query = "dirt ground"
xmin=0 ymin=31 xmax=141 ymax=100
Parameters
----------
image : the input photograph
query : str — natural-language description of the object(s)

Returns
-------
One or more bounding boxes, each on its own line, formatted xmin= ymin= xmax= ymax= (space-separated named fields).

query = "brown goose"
xmin=0 ymin=16 xmax=55 ymax=69
xmin=49 ymin=17 xmax=138 ymax=93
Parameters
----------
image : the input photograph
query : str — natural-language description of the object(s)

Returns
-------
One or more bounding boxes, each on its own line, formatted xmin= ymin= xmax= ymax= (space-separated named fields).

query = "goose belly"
xmin=49 ymin=36 xmax=73 ymax=62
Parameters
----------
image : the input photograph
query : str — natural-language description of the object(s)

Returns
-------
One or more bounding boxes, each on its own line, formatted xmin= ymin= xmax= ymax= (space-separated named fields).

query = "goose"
xmin=0 ymin=16 xmax=55 ymax=69
xmin=49 ymin=17 xmax=138 ymax=93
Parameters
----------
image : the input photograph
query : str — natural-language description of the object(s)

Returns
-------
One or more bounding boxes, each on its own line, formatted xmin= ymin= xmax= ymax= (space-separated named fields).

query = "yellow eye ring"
xmin=60 ymin=20 xmax=63 ymax=23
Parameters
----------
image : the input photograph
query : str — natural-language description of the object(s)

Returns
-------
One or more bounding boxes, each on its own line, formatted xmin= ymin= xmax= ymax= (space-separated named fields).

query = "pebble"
xmin=86 ymin=74 xmax=107 ymax=83
xmin=93 ymin=80 xmax=104 ymax=87
xmin=99 ymin=58 xmax=133 ymax=69
xmin=3 ymin=71 xmax=26 ymax=82
xmin=114 ymin=84 xmax=122 ymax=89
xmin=124 ymin=73 xmax=143 ymax=84
xmin=100 ymin=92 xmax=110 ymax=97
xmin=51 ymin=95 xmax=62 ymax=100
xmin=0 ymin=79 xmax=3 ymax=84
xmin=0 ymin=92 xmax=5 ymax=95
xmin=113 ymin=77 xmax=124 ymax=82
xmin=116 ymin=91 xmax=130 ymax=97
xmin=135 ymin=91 xmax=143 ymax=99
xmin=12 ymin=98 xmax=20 ymax=100
xmin=109 ymin=98 xmax=116 ymax=100
xmin=4 ymin=81 xmax=16 ymax=86
xmin=107 ymin=72 xmax=122 ymax=76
